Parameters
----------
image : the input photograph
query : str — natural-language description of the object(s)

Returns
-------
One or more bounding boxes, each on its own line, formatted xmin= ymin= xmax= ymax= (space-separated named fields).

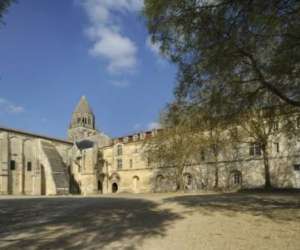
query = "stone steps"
xmin=41 ymin=141 xmax=69 ymax=195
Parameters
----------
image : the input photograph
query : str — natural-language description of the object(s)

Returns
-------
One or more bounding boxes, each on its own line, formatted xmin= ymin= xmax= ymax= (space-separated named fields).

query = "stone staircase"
xmin=41 ymin=141 xmax=69 ymax=195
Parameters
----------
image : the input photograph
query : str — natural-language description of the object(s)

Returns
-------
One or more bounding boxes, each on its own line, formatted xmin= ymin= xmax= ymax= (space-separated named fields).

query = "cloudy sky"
xmin=0 ymin=0 xmax=176 ymax=139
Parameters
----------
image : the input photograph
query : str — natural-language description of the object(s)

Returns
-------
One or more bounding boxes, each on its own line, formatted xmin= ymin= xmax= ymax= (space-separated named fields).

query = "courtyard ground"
xmin=0 ymin=192 xmax=299 ymax=250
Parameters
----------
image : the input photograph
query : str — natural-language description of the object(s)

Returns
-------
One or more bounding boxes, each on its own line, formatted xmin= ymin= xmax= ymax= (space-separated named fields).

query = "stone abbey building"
xmin=0 ymin=96 xmax=299 ymax=195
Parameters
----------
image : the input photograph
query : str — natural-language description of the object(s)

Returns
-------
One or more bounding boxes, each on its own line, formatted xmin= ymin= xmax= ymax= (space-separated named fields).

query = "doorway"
xmin=132 ymin=176 xmax=139 ymax=193
xmin=41 ymin=165 xmax=46 ymax=195
xmin=97 ymin=180 xmax=103 ymax=193
xmin=112 ymin=183 xmax=118 ymax=193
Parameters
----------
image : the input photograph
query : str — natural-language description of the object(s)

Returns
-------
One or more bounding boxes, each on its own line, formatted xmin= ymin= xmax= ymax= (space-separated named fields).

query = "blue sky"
xmin=0 ymin=0 xmax=177 ymax=139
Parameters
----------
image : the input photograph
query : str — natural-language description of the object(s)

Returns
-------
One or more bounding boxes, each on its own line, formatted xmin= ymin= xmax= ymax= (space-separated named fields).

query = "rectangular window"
xmin=117 ymin=145 xmax=122 ymax=156
xmin=294 ymin=164 xmax=300 ymax=171
xmin=231 ymin=127 xmax=238 ymax=138
xmin=274 ymin=143 xmax=280 ymax=153
xmin=200 ymin=150 xmax=205 ymax=161
xmin=117 ymin=159 xmax=122 ymax=169
xmin=27 ymin=162 xmax=32 ymax=171
xmin=147 ymin=157 xmax=151 ymax=167
xmin=249 ymin=143 xmax=261 ymax=156
xmin=297 ymin=116 xmax=300 ymax=129
xmin=129 ymin=159 xmax=133 ymax=168
xmin=10 ymin=160 xmax=16 ymax=170
xmin=273 ymin=121 xmax=279 ymax=131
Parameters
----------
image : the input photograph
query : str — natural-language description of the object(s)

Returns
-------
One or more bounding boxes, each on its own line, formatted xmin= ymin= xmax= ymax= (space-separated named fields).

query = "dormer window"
xmin=140 ymin=133 xmax=146 ymax=140
xmin=133 ymin=134 xmax=139 ymax=141
xmin=151 ymin=130 xmax=158 ymax=136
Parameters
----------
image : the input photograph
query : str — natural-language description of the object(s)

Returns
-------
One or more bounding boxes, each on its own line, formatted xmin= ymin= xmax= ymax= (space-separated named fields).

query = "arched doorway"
xmin=132 ymin=176 xmax=139 ymax=193
xmin=183 ymin=173 xmax=193 ymax=191
xmin=41 ymin=165 xmax=46 ymax=195
xmin=97 ymin=180 xmax=103 ymax=193
xmin=112 ymin=183 xmax=118 ymax=193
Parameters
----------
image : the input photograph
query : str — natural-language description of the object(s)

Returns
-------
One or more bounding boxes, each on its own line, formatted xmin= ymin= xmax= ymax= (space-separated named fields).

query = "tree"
xmin=144 ymin=0 xmax=300 ymax=109
xmin=144 ymin=104 xmax=232 ymax=191
xmin=144 ymin=124 xmax=199 ymax=191
xmin=0 ymin=0 xmax=15 ymax=25
xmin=229 ymin=103 xmax=296 ymax=189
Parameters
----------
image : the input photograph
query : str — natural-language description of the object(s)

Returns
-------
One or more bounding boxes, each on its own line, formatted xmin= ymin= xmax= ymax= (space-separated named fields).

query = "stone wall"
xmin=0 ymin=129 xmax=72 ymax=195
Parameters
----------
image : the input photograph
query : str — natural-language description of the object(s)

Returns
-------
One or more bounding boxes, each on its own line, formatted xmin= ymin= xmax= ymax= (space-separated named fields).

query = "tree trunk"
xmin=214 ymin=165 xmax=219 ymax=189
xmin=261 ymin=143 xmax=272 ymax=189
xmin=213 ymin=151 xmax=219 ymax=189
xmin=176 ymin=166 xmax=184 ymax=191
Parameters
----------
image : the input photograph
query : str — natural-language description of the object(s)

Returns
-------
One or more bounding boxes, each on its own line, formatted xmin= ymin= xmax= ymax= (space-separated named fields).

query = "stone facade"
xmin=0 ymin=96 xmax=300 ymax=196
xmin=0 ymin=127 xmax=71 ymax=195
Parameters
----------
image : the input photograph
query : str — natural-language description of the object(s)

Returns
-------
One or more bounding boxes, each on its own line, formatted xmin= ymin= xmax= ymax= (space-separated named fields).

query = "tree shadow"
xmin=163 ymin=192 xmax=300 ymax=222
xmin=0 ymin=196 xmax=182 ymax=250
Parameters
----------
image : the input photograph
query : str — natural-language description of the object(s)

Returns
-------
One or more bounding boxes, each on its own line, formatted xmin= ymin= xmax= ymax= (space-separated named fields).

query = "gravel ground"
xmin=0 ymin=192 xmax=299 ymax=250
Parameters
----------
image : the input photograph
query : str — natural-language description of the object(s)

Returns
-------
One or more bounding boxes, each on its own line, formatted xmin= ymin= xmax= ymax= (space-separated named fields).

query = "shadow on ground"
xmin=0 ymin=197 xmax=182 ymax=250
xmin=163 ymin=192 xmax=300 ymax=222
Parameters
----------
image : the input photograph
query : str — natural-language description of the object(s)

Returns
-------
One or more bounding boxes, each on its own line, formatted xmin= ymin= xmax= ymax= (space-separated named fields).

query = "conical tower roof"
xmin=74 ymin=96 xmax=93 ymax=114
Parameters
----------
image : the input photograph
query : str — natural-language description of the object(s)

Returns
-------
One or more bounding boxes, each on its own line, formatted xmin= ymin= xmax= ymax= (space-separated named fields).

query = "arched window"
xmin=183 ymin=173 xmax=193 ymax=189
xmin=156 ymin=175 xmax=164 ymax=185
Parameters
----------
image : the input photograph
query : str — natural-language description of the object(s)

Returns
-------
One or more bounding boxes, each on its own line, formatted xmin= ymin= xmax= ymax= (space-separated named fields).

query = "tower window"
xmin=10 ymin=160 xmax=16 ymax=170
xmin=77 ymin=118 xmax=80 ymax=123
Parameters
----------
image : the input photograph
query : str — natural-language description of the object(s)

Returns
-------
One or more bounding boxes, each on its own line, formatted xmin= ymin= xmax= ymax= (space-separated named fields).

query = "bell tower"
xmin=68 ymin=96 xmax=97 ymax=141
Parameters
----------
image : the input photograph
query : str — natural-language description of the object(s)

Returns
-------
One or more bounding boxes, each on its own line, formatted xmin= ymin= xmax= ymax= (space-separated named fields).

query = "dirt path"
xmin=0 ymin=192 xmax=299 ymax=250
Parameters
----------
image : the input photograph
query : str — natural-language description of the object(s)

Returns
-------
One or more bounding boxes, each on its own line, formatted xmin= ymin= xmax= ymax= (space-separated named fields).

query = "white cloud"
xmin=146 ymin=36 xmax=161 ymax=55
xmin=0 ymin=98 xmax=24 ymax=114
xmin=109 ymin=79 xmax=129 ymax=87
xmin=79 ymin=0 xmax=143 ymax=73
xmin=146 ymin=36 xmax=168 ymax=66
xmin=148 ymin=122 xmax=161 ymax=130
xmin=133 ymin=123 xmax=141 ymax=130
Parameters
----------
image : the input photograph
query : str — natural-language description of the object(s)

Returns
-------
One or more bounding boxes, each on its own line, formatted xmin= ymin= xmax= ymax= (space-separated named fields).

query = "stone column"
xmin=0 ymin=132 xmax=9 ymax=194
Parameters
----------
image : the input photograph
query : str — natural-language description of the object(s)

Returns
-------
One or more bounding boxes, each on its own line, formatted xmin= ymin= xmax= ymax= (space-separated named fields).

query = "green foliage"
xmin=0 ymin=0 xmax=15 ymax=25
xmin=144 ymin=0 xmax=300 ymax=108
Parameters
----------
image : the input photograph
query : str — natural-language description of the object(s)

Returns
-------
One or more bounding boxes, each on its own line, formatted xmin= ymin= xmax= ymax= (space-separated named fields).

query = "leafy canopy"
xmin=144 ymin=0 xmax=300 ymax=109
